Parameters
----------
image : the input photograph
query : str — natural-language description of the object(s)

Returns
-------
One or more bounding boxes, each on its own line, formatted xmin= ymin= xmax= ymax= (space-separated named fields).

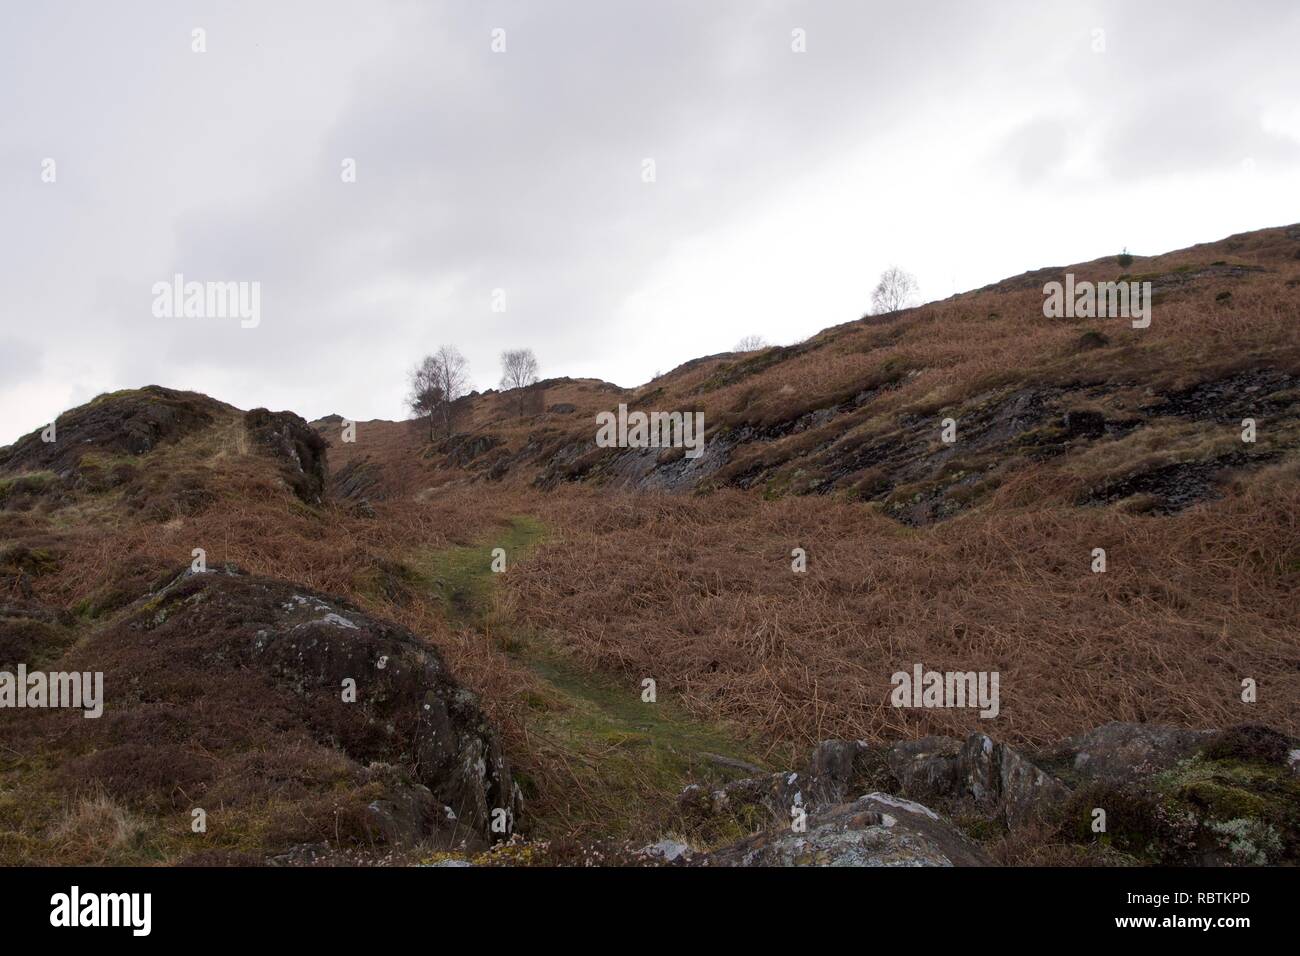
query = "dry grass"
xmin=508 ymin=474 xmax=1299 ymax=754
xmin=2 ymin=223 xmax=1298 ymax=860
xmin=46 ymin=789 xmax=153 ymax=864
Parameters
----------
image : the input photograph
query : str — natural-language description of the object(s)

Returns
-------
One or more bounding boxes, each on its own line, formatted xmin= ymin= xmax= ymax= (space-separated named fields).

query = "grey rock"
xmin=1042 ymin=721 xmax=1215 ymax=786
xmin=698 ymin=793 xmax=991 ymax=867
xmin=883 ymin=733 xmax=1068 ymax=826
xmin=245 ymin=407 xmax=329 ymax=504
xmin=364 ymin=781 xmax=440 ymax=847
xmin=886 ymin=735 xmax=964 ymax=803
xmin=685 ymin=731 xmax=1068 ymax=831
xmin=114 ymin=567 xmax=520 ymax=845
xmin=641 ymin=839 xmax=693 ymax=863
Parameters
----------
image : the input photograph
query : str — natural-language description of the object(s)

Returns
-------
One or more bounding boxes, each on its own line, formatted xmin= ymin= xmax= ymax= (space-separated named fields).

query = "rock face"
xmin=1035 ymin=721 xmax=1214 ymax=786
xmin=698 ymin=793 xmax=990 ymax=867
xmin=677 ymin=733 xmax=1067 ymax=837
xmin=882 ymin=733 xmax=1070 ymax=826
xmin=333 ymin=456 xmax=383 ymax=502
xmin=0 ymin=386 xmax=225 ymax=477
xmin=441 ymin=433 xmax=503 ymax=469
xmin=681 ymin=722 xmax=1300 ymax=866
xmin=244 ymin=408 xmax=329 ymax=504
xmin=331 ymin=456 xmax=384 ymax=515
xmin=109 ymin=567 xmax=519 ymax=845
xmin=512 ymin=365 xmax=1297 ymax=524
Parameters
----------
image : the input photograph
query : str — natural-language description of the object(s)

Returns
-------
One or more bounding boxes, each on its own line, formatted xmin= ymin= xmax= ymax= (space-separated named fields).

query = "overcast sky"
xmin=2 ymin=0 xmax=1298 ymax=444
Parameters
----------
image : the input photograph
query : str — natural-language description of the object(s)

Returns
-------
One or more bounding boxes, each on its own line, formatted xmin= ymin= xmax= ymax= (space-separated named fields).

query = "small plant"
xmin=1117 ymin=248 xmax=1134 ymax=268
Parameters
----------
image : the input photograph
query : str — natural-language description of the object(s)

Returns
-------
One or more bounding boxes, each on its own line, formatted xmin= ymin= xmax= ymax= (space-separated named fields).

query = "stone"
xmin=244 ymin=408 xmax=329 ymax=504
xmin=107 ymin=566 xmax=520 ymax=844
xmin=697 ymin=793 xmax=991 ymax=867
xmin=1041 ymin=721 xmax=1215 ymax=786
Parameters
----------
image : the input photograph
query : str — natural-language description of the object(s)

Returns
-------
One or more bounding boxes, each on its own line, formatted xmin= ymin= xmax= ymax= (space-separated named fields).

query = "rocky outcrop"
xmin=679 ymin=722 xmax=1300 ymax=866
xmin=245 ymin=408 xmax=329 ymax=504
xmin=513 ymin=364 xmax=1298 ymax=524
xmin=681 ymin=732 xmax=1067 ymax=832
xmin=1034 ymin=721 xmax=1215 ymax=786
xmin=105 ymin=567 xmax=520 ymax=846
xmin=881 ymin=733 xmax=1070 ymax=826
xmin=1044 ymin=723 xmax=1300 ymax=865
xmin=0 ymin=386 xmax=226 ymax=477
xmin=698 ymin=793 xmax=990 ymax=867
xmin=332 ymin=456 xmax=383 ymax=515
xmin=441 ymin=433 xmax=503 ymax=469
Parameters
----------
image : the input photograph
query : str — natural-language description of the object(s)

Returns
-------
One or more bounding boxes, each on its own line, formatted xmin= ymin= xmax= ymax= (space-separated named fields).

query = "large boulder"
xmin=63 ymin=566 xmax=520 ymax=847
xmin=884 ymin=733 xmax=1069 ymax=826
xmin=678 ymin=733 xmax=1068 ymax=834
xmin=1043 ymin=723 xmax=1300 ymax=865
xmin=680 ymin=722 xmax=1300 ymax=866
xmin=798 ymin=733 xmax=1068 ymax=828
xmin=697 ymin=793 xmax=991 ymax=867
xmin=1032 ymin=721 xmax=1215 ymax=787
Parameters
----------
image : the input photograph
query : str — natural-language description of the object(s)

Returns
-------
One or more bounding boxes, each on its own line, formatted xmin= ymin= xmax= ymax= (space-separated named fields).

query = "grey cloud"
xmin=3 ymin=0 xmax=1299 ymax=442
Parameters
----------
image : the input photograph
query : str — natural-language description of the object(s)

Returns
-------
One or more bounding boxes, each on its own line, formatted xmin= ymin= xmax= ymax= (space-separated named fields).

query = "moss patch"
xmin=518 ymin=645 xmax=766 ymax=841
xmin=0 ymin=472 xmax=58 ymax=508
xmin=1056 ymin=752 xmax=1300 ymax=865
xmin=410 ymin=515 xmax=544 ymax=623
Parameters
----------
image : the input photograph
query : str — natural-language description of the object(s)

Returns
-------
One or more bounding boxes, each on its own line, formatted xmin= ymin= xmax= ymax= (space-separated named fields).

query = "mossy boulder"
xmin=104 ymin=566 xmax=520 ymax=843
xmin=1049 ymin=723 xmax=1300 ymax=864
xmin=0 ymin=386 xmax=227 ymax=477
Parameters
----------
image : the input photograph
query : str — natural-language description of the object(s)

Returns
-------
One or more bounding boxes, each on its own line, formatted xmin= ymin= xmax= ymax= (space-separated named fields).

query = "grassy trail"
xmin=411 ymin=515 xmax=768 ymax=842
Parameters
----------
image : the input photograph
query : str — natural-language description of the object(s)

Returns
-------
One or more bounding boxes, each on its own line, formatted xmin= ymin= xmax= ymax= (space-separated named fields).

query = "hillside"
xmin=328 ymin=223 xmax=1300 ymax=516
xmin=2 ymin=224 xmax=1298 ymax=867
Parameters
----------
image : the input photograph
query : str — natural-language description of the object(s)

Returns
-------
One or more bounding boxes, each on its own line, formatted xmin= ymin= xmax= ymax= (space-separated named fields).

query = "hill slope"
xmin=327 ymin=223 xmax=1300 ymax=526
xmin=2 ymin=224 xmax=1298 ymax=866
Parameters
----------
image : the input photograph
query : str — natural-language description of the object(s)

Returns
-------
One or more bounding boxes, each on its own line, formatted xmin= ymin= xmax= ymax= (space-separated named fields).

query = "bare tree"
xmin=733 ymin=335 xmax=768 ymax=352
xmin=870 ymin=266 xmax=919 ymax=315
xmin=499 ymin=348 xmax=540 ymax=416
xmin=408 ymin=345 xmax=469 ymax=440
xmin=408 ymin=360 xmax=443 ymax=441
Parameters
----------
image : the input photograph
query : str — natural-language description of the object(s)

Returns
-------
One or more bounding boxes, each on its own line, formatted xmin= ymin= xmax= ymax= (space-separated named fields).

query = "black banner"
xmin=0 ymin=865 xmax=1279 ymax=942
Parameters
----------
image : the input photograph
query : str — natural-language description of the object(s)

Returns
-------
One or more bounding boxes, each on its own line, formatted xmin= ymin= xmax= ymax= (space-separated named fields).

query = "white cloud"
xmin=3 ymin=0 xmax=1299 ymax=444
